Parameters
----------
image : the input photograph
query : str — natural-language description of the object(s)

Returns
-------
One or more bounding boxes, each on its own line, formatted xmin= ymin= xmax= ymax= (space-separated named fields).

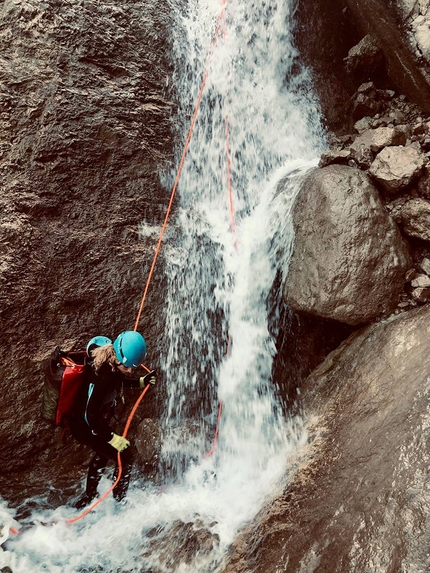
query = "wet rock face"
xmin=0 ymin=0 xmax=173 ymax=506
xmin=221 ymin=305 xmax=430 ymax=572
xmin=283 ymin=164 xmax=412 ymax=325
xmin=272 ymin=305 xmax=355 ymax=407
xmin=142 ymin=519 xmax=220 ymax=572
xmin=135 ymin=418 xmax=163 ymax=465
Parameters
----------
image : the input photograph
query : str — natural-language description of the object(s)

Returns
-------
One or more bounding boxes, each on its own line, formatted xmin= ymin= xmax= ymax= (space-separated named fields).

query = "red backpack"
xmin=41 ymin=347 xmax=87 ymax=426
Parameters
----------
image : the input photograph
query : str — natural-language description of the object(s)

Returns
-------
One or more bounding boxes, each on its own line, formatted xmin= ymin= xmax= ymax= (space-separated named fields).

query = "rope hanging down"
xmin=225 ymin=115 xmax=237 ymax=251
xmin=133 ymin=0 xmax=228 ymax=332
xmin=67 ymin=2 xmax=229 ymax=524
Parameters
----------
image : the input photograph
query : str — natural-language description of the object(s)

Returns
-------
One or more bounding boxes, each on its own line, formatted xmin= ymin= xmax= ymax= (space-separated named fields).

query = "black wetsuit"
xmin=69 ymin=361 xmax=141 ymax=503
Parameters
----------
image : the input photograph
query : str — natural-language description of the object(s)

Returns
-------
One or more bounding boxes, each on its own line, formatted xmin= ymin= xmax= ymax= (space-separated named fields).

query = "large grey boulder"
xmin=221 ymin=305 xmax=430 ymax=572
xmin=349 ymin=126 xmax=407 ymax=168
xmin=283 ymin=165 xmax=411 ymax=325
xmin=320 ymin=127 xmax=408 ymax=170
xmin=351 ymin=126 xmax=406 ymax=155
xmin=344 ymin=34 xmax=384 ymax=77
xmin=351 ymin=81 xmax=383 ymax=121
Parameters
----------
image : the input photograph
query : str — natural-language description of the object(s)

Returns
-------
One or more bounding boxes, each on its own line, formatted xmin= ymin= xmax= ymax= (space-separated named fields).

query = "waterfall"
xmin=1 ymin=0 xmax=324 ymax=571
xmin=159 ymin=0 xmax=323 ymax=477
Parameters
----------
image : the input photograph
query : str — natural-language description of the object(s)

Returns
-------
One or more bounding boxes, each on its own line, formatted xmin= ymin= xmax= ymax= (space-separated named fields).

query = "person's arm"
xmin=121 ymin=370 xmax=157 ymax=389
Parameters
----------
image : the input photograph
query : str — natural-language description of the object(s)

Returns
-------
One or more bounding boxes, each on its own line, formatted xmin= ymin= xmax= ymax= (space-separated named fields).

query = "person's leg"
xmin=86 ymin=452 xmax=109 ymax=496
xmin=70 ymin=420 xmax=134 ymax=505
xmin=74 ymin=452 xmax=109 ymax=509
xmin=112 ymin=447 xmax=134 ymax=502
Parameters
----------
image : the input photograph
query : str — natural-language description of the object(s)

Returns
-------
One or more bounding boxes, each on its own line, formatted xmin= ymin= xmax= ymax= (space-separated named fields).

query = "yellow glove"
xmin=108 ymin=433 xmax=130 ymax=452
xmin=139 ymin=369 xmax=156 ymax=388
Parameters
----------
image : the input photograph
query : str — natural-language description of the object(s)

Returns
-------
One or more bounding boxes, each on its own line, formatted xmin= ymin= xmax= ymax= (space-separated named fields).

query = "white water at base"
xmin=1 ymin=1 xmax=324 ymax=571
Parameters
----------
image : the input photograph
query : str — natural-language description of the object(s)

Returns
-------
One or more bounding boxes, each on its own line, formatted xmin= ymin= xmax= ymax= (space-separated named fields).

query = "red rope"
xmin=205 ymin=23 xmax=238 ymax=460
xmin=133 ymin=1 xmax=227 ymax=332
xmin=225 ymin=115 xmax=237 ymax=251
xmin=205 ymin=401 xmax=223 ymax=457
xmin=204 ymin=69 xmax=239 ymax=456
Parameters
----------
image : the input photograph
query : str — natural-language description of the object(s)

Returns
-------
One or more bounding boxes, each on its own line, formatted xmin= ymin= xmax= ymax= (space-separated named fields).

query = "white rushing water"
xmin=1 ymin=0 xmax=324 ymax=571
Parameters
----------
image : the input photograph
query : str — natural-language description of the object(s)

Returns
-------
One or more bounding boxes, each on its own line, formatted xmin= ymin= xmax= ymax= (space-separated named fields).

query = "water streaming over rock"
xmin=1 ymin=0 xmax=324 ymax=570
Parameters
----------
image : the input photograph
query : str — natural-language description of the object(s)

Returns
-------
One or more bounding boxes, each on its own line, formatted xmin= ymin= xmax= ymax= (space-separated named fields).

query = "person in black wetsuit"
xmin=69 ymin=331 xmax=156 ymax=509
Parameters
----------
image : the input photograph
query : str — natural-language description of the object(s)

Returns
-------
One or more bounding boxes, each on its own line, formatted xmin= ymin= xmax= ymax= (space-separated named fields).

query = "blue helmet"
xmin=86 ymin=335 xmax=112 ymax=356
xmin=113 ymin=331 xmax=147 ymax=368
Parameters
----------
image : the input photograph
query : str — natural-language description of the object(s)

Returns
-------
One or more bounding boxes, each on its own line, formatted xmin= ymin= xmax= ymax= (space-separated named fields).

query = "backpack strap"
xmin=60 ymin=356 xmax=77 ymax=367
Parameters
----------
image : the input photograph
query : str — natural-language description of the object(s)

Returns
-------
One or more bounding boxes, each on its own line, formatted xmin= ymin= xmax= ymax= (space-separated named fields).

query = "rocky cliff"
xmin=0 ymin=0 xmax=173 ymax=506
xmin=294 ymin=0 xmax=430 ymax=133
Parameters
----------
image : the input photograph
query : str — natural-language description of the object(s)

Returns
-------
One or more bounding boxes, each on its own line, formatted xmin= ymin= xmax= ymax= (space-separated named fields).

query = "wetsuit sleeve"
xmin=84 ymin=380 xmax=115 ymax=442
xmin=121 ymin=374 xmax=141 ymax=388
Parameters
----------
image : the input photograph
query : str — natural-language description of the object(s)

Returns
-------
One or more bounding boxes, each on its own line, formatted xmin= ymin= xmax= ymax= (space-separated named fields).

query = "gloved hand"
xmin=108 ymin=433 xmax=130 ymax=452
xmin=139 ymin=369 xmax=156 ymax=388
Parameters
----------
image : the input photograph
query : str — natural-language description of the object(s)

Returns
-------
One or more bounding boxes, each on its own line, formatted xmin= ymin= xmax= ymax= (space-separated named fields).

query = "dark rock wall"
xmin=0 ymin=0 xmax=174 ymax=507
xmin=272 ymin=303 xmax=355 ymax=408
xmin=344 ymin=0 xmax=430 ymax=110
xmin=293 ymin=0 xmax=361 ymax=134
xmin=294 ymin=0 xmax=430 ymax=134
